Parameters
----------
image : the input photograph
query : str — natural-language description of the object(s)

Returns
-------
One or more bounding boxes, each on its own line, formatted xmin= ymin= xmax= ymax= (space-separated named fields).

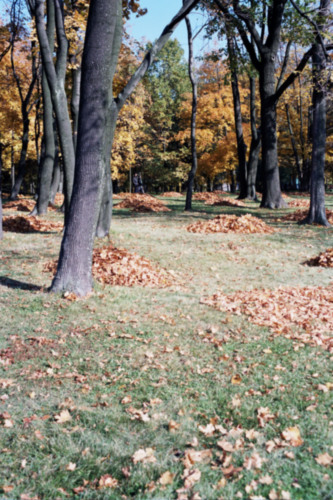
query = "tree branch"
xmin=116 ymin=0 xmax=200 ymax=109
xmin=276 ymin=39 xmax=292 ymax=90
xmin=289 ymin=0 xmax=328 ymax=58
xmin=273 ymin=45 xmax=313 ymax=102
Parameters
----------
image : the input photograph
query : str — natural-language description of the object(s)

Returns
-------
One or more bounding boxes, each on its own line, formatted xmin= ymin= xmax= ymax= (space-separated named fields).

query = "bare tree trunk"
xmin=184 ymin=8 xmax=198 ymax=211
xmin=227 ymin=34 xmax=247 ymax=199
xmin=246 ymin=76 xmax=260 ymax=199
xmin=70 ymin=56 xmax=81 ymax=153
xmin=302 ymin=0 xmax=331 ymax=226
xmin=285 ymin=103 xmax=302 ymax=184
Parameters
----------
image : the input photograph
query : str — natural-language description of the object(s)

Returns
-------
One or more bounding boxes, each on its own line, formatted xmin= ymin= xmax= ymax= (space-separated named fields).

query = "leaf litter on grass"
xmin=201 ymin=285 xmax=333 ymax=349
xmin=3 ymin=215 xmax=63 ymax=233
xmin=280 ymin=209 xmax=333 ymax=223
xmin=44 ymin=243 xmax=176 ymax=288
xmin=114 ymin=193 xmax=171 ymax=212
xmin=305 ymin=248 xmax=333 ymax=267
xmin=187 ymin=214 xmax=276 ymax=234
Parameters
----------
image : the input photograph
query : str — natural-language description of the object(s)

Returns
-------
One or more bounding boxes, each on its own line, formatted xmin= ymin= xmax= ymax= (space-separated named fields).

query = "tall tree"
xmin=51 ymin=0 xmax=200 ymax=295
xmin=302 ymin=0 xmax=332 ymax=226
xmin=212 ymin=0 xmax=314 ymax=208
xmin=184 ymin=5 xmax=198 ymax=210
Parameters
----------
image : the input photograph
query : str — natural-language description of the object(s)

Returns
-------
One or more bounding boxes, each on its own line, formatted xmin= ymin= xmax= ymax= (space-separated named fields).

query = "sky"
xmin=126 ymin=0 xmax=216 ymax=59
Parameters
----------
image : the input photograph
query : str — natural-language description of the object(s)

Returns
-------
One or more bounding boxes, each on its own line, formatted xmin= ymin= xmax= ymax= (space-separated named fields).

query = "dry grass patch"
xmin=201 ymin=285 xmax=333 ymax=349
xmin=187 ymin=214 xmax=276 ymax=234
xmin=44 ymin=243 xmax=175 ymax=288
xmin=305 ymin=248 xmax=333 ymax=268
xmin=114 ymin=194 xmax=170 ymax=212
xmin=3 ymin=215 xmax=63 ymax=233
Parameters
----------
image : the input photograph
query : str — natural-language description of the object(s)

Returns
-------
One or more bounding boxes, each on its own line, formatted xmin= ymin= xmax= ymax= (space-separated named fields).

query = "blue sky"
xmin=126 ymin=0 xmax=216 ymax=59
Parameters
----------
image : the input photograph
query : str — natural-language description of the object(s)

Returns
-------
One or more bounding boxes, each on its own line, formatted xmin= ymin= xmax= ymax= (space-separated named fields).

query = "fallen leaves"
xmin=98 ymin=474 xmax=118 ymax=489
xmin=201 ymin=285 xmax=333 ymax=347
xmin=3 ymin=215 xmax=63 ymax=233
xmin=160 ymin=192 xmax=183 ymax=198
xmin=280 ymin=209 xmax=333 ymax=223
xmin=187 ymin=214 xmax=276 ymax=234
xmin=281 ymin=427 xmax=303 ymax=447
xmin=305 ymin=248 xmax=333 ymax=268
xmin=54 ymin=410 xmax=72 ymax=424
xmin=132 ymin=448 xmax=156 ymax=464
xmin=315 ymin=452 xmax=333 ymax=466
xmin=114 ymin=194 xmax=171 ymax=212
xmin=44 ymin=243 xmax=175 ymax=288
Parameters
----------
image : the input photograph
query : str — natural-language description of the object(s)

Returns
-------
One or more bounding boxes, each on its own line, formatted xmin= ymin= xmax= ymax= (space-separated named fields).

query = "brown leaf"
xmin=315 ymin=453 xmax=333 ymax=466
xmin=54 ymin=410 xmax=72 ymax=424
xmin=132 ymin=448 xmax=156 ymax=464
xmin=159 ymin=471 xmax=175 ymax=485
xmin=281 ymin=427 xmax=303 ymax=447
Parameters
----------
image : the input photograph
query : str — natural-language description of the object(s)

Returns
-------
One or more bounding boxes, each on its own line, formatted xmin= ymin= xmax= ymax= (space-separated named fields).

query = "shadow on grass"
xmin=0 ymin=276 xmax=43 ymax=291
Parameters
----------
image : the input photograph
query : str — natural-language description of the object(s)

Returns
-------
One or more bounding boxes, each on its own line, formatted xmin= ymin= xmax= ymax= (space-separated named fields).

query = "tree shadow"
xmin=0 ymin=276 xmax=43 ymax=291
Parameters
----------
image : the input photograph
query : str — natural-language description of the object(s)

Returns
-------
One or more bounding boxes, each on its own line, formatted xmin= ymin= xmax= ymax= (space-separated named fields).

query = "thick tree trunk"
xmin=302 ymin=23 xmax=330 ymax=226
xmin=184 ymin=11 xmax=198 ymax=211
xmin=227 ymin=35 xmax=247 ymax=199
xmin=51 ymin=0 xmax=123 ymax=295
xmin=9 ymin=114 xmax=30 ymax=200
xmin=259 ymin=58 xmax=286 ymax=208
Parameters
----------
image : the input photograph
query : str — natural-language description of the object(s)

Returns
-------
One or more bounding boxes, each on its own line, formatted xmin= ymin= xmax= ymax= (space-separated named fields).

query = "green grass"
xmin=0 ymin=194 xmax=333 ymax=499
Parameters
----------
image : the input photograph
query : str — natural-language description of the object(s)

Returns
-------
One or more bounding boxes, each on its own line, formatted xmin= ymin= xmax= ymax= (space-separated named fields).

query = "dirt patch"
xmin=280 ymin=209 xmax=333 ymax=223
xmin=201 ymin=285 xmax=333 ymax=349
xmin=114 ymin=194 xmax=170 ymax=212
xmin=3 ymin=215 xmax=63 ymax=233
xmin=44 ymin=244 xmax=175 ymax=288
xmin=305 ymin=248 xmax=333 ymax=268
xmin=187 ymin=214 xmax=276 ymax=234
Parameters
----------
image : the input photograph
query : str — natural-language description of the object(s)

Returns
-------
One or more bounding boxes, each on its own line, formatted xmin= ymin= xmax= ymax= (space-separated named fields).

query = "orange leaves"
xmin=281 ymin=208 xmax=333 ymax=223
xmin=187 ymin=214 xmax=276 ymax=234
xmin=201 ymin=285 xmax=333 ymax=344
xmin=257 ymin=407 xmax=275 ymax=428
xmin=3 ymin=215 xmax=63 ymax=233
xmin=315 ymin=453 xmax=333 ymax=466
xmin=114 ymin=194 xmax=171 ymax=213
xmin=305 ymin=248 xmax=333 ymax=268
xmin=45 ymin=243 xmax=175 ymax=289
xmin=281 ymin=427 xmax=303 ymax=447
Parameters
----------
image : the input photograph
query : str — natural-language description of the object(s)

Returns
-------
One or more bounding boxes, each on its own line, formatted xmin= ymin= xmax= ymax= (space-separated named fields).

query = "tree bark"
xmin=184 ymin=8 xmax=198 ymax=211
xmin=70 ymin=56 xmax=82 ymax=153
xmin=246 ymin=76 xmax=260 ymax=199
xmin=51 ymin=0 xmax=123 ymax=295
xmin=34 ymin=0 xmax=75 ymax=216
xmin=0 ymin=142 xmax=3 ymax=241
xmin=227 ymin=33 xmax=247 ymax=199
xmin=302 ymin=0 xmax=331 ymax=226
xmin=36 ymin=0 xmax=56 ymax=214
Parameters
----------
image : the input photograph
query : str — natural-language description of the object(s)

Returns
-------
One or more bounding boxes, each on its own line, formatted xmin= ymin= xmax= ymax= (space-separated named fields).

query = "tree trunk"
xmin=285 ymin=103 xmax=302 ymax=184
xmin=9 ymin=113 xmax=30 ymax=200
xmin=227 ymin=34 xmax=247 ymax=199
xmin=36 ymin=0 xmax=56 ymax=215
xmin=259 ymin=57 xmax=286 ymax=208
xmin=34 ymin=0 xmax=75 ymax=217
xmin=246 ymin=76 xmax=260 ymax=199
xmin=0 ymin=143 xmax=3 ymax=240
xmin=71 ymin=59 xmax=81 ymax=153
xmin=302 ymin=4 xmax=330 ymax=226
xmin=184 ymin=9 xmax=198 ymax=211
xmin=49 ymin=145 xmax=61 ymax=204
xmin=51 ymin=0 xmax=123 ymax=295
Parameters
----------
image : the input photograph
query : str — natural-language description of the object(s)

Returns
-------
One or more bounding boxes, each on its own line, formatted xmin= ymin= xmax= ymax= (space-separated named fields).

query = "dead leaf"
xmin=98 ymin=474 xmax=118 ymax=489
xmin=159 ymin=471 xmax=175 ymax=485
xmin=55 ymin=410 xmax=72 ymax=424
xmin=315 ymin=453 xmax=333 ymax=466
xmin=281 ymin=427 xmax=303 ymax=447
xmin=132 ymin=448 xmax=156 ymax=464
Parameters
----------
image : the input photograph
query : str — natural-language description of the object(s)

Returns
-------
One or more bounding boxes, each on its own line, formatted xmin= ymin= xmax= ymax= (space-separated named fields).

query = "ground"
xmin=0 ymin=193 xmax=332 ymax=500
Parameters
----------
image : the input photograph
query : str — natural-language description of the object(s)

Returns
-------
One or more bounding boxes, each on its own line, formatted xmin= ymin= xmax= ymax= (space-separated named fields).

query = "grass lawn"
xmin=0 ymin=194 xmax=332 ymax=500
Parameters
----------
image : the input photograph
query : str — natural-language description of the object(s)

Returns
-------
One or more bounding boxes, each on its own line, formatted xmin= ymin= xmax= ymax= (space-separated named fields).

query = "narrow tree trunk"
xmin=0 ymin=142 xmax=3 ymax=240
xmin=227 ymin=34 xmax=247 ymax=199
xmin=49 ymin=145 xmax=61 ymax=204
xmin=285 ymin=103 xmax=302 ymax=183
xmin=260 ymin=57 xmax=286 ymax=208
xmin=71 ymin=59 xmax=81 ymax=153
xmin=246 ymin=76 xmax=260 ymax=199
xmin=51 ymin=0 xmax=123 ymax=295
xmin=184 ymin=9 xmax=198 ymax=211
xmin=9 ymin=113 xmax=30 ymax=200
xmin=36 ymin=0 xmax=56 ymax=215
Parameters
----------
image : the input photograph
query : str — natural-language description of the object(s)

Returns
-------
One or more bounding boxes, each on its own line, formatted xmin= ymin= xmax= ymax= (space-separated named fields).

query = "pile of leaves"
xmin=44 ymin=244 xmax=174 ymax=288
xmin=114 ymin=194 xmax=171 ymax=212
xmin=187 ymin=214 xmax=276 ymax=234
xmin=201 ymin=285 xmax=333 ymax=348
xmin=288 ymin=199 xmax=310 ymax=208
xmin=113 ymin=192 xmax=129 ymax=200
xmin=3 ymin=216 xmax=63 ymax=233
xmin=160 ymin=191 xmax=183 ymax=197
xmin=193 ymin=192 xmax=221 ymax=203
xmin=3 ymin=199 xmax=36 ymax=212
xmin=281 ymin=209 xmax=333 ymax=223
xmin=53 ymin=193 xmax=64 ymax=206
xmin=207 ymin=197 xmax=246 ymax=208
xmin=305 ymin=248 xmax=333 ymax=268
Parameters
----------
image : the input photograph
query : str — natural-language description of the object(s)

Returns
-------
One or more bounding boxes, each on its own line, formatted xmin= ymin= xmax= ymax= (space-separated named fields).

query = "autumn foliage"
xmin=187 ymin=214 xmax=276 ymax=234
xmin=114 ymin=194 xmax=171 ymax=212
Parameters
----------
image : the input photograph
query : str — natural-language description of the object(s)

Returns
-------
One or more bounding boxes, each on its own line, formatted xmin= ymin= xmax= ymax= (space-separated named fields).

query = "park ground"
xmin=0 ymin=193 xmax=333 ymax=500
